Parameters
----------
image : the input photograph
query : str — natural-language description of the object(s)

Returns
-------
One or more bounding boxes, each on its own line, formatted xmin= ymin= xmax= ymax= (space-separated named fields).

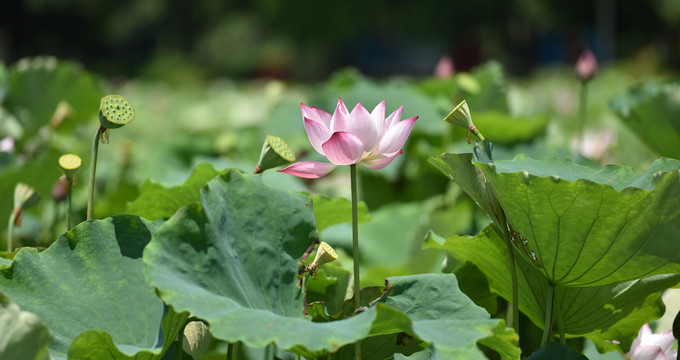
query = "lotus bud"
xmin=52 ymin=176 xmax=68 ymax=202
xmin=434 ymin=55 xmax=455 ymax=78
xmin=58 ymin=154 xmax=82 ymax=181
xmin=307 ymin=241 xmax=338 ymax=273
xmin=99 ymin=95 xmax=135 ymax=131
xmin=254 ymin=135 xmax=296 ymax=174
xmin=444 ymin=100 xmax=485 ymax=142
xmin=13 ymin=183 xmax=40 ymax=226
xmin=574 ymin=49 xmax=598 ymax=81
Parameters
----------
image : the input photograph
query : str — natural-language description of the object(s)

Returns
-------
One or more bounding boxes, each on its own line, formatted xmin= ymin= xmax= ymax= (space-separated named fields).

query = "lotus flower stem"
xmin=227 ymin=343 xmax=234 ymax=360
xmin=66 ymin=190 xmax=72 ymax=229
xmin=350 ymin=163 xmax=362 ymax=360
xmin=540 ymin=283 xmax=556 ymax=346
xmin=87 ymin=127 xmax=102 ymax=220
xmin=7 ymin=211 xmax=17 ymax=253
xmin=503 ymin=236 xmax=519 ymax=332
xmin=577 ymin=80 xmax=588 ymax=151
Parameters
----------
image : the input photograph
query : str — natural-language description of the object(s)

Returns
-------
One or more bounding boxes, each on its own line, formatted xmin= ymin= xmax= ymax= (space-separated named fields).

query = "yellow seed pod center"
xmin=59 ymin=154 xmax=82 ymax=171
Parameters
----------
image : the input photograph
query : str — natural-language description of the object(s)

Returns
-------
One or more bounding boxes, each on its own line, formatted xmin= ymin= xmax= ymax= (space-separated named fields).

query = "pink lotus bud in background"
xmin=434 ymin=55 xmax=455 ymax=78
xmin=575 ymin=48 xmax=598 ymax=81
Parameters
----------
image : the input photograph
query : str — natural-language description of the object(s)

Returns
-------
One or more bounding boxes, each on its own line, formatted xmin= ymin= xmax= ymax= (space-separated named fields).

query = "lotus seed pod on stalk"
xmin=444 ymin=100 xmax=485 ymax=141
xmin=59 ymin=154 xmax=82 ymax=183
xmin=59 ymin=154 xmax=82 ymax=229
xmin=99 ymin=95 xmax=136 ymax=130
xmin=88 ymin=95 xmax=135 ymax=220
xmin=254 ymin=135 xmax=296 ymax=174
xmin=8 ymin=183 xmax=40 ymax=252
xmin=307 ymin=241 xmax=338 ymax=274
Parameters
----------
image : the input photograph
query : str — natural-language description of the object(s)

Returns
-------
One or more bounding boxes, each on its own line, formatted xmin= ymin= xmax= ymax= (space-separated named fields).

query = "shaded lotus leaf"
xmin=424 ymin=226 xmax=680 ymax=351
xmin=610 ymin=82 xmax=680 ymax=159
xmin=0 ymin=215 xmax=188 ymax=359
xmin=0 ymin=292 xmax=52 ymax=360
xmin=476 ymin=155 xmax=680 ymax=286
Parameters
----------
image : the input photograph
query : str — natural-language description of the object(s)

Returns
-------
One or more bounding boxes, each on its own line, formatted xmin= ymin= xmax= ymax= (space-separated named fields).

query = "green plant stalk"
xmin=227 ymin=343 xmax=234 ymax=360
xmin=7 ymin=211 xmax=17 ymax=253
xmin=502 ymin=234 xmax=519 ymax=333
xmin=87 ymin=127 xmax=102 ymax=220
xmin=66 ymin=187 xmax=72 ymax=230
xmin=577 ymin=80 xmax=588 ymax=151
xmin=555 ymin=290 xmax=566 ymax=344
xmin=541 ymin=283 xmax=556 ymax=346
xmin=350 ymin=163 xmax=362 ymax=360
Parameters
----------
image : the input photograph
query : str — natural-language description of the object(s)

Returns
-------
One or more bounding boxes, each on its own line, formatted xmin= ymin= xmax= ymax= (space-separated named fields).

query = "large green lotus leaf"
xmin=610 ymin=82 xmax=680 ymax=159
xmin=476 ymin=155 xmax=680 ymax=286
xmin=143 ymin=170 xmax=379 ymax=355
xmin=423 ymin=226 xmax=680 ymax=350
xmin=428 ymin=152 xmax=506 ymax=237
xmin=4 ymin=56 xmax=102 ymax=135
xmin=127 ymin=163 xmax=221 ymax=220
xmin=330 ymin=274 xmax=519 ymax=360
xmin=0 ymin=291 xmax=52 ymax=360
xmin=0 ymin=215 xmax=188 ymax=359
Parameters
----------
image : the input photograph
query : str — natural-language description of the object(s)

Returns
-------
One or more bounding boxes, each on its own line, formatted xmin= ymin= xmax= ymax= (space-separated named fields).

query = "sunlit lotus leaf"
xmin=0 ymin=215 xmax=188 ymax=359
xmin=143 ymin=170 xmax=518 ymax=359
xmin=424 ymin=226 xmax=680 ymax=351
xmin=476 ymin=155 xmax=680 ymax=286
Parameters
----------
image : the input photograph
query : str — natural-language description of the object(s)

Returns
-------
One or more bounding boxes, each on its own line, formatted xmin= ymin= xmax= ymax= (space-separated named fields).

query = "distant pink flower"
xmin=434 ymin=55 xmax=455 ymax=78
xmin=279 ymin=99 xmax=418 ymax=178
xmin=626 ymin=323 xmax=677 ymax=360
xmin=0 ymin=137 xmax=14 ymax=152
xmin=575 ymin=48 xmax=598 ymax=80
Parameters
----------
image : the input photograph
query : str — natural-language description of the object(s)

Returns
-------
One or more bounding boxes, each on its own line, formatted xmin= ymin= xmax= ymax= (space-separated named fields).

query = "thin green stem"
xmin=87 ymin=127 xmax=102 ymax=220
xmin=555 ymin=288 xmax=566 ymax=344
xmin=66 ymin=186 xmax=72 ymax=230
xmin=227 ymin=343 xmax=234 ymax=360
xmin=541 ymin=283 xmax=556 ymax=346
xmin=502 ymin=234 xmax=519 ymax=333
xmin=350 ymin=163 xmax=361 ymax=360
xmin=7 ymin=211 xmax=17 ymax=253
xmin=577 ymin=80 xmax=588 ymax=152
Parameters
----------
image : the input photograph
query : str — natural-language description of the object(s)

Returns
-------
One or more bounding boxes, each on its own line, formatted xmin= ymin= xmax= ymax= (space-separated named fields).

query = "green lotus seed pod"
xmin=444 ymin=100 xmax=473 ymax=129
xmin=255 ymin=135 xmax=296 ymax=174
xmin=58 ymin=154 xmax=82 ymax=180
xmin=99 ymin=95 xmax=135 ymax=130
xmin=13 ymin=183 xmax=40 ymax=210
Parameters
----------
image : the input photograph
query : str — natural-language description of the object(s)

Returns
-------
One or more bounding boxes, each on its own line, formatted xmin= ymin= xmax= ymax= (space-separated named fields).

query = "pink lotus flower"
xmin=279 ymin=98 xmax=418 ymax=178
xmin=574 ymin=48 xmax=598 ymax=80
xmin=626 ymin=323 xmax=677 ymax=360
